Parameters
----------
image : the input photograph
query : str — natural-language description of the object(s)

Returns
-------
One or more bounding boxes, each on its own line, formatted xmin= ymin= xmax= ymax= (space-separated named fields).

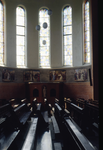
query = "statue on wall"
xmin=43 ymin=86 xmax=47 ymax=97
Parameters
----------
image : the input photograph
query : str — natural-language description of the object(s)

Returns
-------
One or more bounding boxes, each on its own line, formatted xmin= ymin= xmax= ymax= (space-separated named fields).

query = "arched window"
xmin=0 ymin=0 xmax=4 ymax=66
xmin=84 ymin=0 xmax=90 ymax=63
xmin=16 ymin=6 xmax=26 ymax=68
xmin=63 ymin=5 xmax=72 ymax=66
xmin=39 ymin=8 xmax=50 ymax=68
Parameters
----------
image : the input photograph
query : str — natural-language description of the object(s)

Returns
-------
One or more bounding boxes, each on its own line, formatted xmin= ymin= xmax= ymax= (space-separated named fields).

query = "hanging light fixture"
xmin=36 ymin=25 xmax=40 ymax=31
xmin=42 ymin=40 xmax=46 ymax=45
xmin=43 ymin=22 xmax=48 ymax=29
xmin=36 ymin=8 xmax=52 ymax=31
xmin=48 ymin=9 xmax=52 ymax=16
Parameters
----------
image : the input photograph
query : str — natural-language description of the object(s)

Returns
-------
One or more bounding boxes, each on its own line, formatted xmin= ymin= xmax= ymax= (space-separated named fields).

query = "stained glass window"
xmin=0 ymin=0 xmax=4 ymax=65
xmin=16 ymin=6 xmax=26 ymax=68
xmin=84 ymin=0 xmax=90 ymax=63
xmin=39 ymin=8 xmax=50 ymax=68
xmin=63 ymin=6 xmax=72 ymax=66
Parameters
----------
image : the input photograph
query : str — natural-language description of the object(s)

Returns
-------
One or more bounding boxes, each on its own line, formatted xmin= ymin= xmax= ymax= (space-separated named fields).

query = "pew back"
xmin=64 ymin=118 xmax=95 ymax=150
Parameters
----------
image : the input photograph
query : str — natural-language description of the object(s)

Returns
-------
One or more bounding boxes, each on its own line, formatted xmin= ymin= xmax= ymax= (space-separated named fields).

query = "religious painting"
xmin=2 ymin=69 xmax=15 ymax=82
xmin=23 ymin=71 xmax=32 ymax=82
xmin=32 ymin=71 xmax=40 ymax=82
xmin=49 ymin=70 xmax=66 ymax=82
xmin=74 ymin=69 xmax=88 ymax=81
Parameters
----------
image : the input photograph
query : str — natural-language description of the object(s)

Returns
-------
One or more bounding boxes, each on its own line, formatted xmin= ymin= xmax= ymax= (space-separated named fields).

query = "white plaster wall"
xmin=4 ymin=0 xmax=90 ymax=69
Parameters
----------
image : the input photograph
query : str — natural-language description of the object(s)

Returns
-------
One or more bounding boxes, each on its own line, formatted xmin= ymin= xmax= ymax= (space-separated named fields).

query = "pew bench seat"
xmin=19 ymin=111 xmax=32 ymax=125
xmin=55 ymin=103 xmax=63 ymax=118
xmin=21 ymin=117 xmax=38 ymax=150
xmin=0 ymin=104 xmax=11 ymax=126
xmin=63 ymin=109 xmax=70 ymax=118
xmin=41 ymin=111 xmax=49 ymax=123
xmin=36 ymin=103 xmax=42 ymax=111
xmin=14 ymin=103 xmax=32 ymax=125
xmin=36 ymin=129 xmax=53 ymax=150
xmin=92 ymin=122 xmax=99 ymax=132
xmin=51 ymin=115 xmax=60 ymax=139
xmin=71 ymin=103 xmax=84 ymax=113
xmin=0 ymin=129 xmax=20 ymax=150
xmin=0 ymin=117 xmax=6 ymax=125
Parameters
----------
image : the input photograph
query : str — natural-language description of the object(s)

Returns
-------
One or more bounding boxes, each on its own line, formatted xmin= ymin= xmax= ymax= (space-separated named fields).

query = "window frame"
xmin=0 ymin=0 xmax=5 ymax=66
xmin=16 ymin=5 xmax=26 ymax=68
xmin=83 ymin=0 xmax=91 ymax=64
xmin=38 ymin=7 xmax=51 ymax=68
xmin=63 ymin=5 xmax=73 ymax=67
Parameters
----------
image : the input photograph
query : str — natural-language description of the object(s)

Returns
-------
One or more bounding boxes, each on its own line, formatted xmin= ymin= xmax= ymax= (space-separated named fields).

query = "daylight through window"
xmin=63 ymin=6 xmax=72 ymax=66
xmin=39 ymin=8 xmax=50 ymax=68
xmin=16 ymin=6 xmax=26 ymax=68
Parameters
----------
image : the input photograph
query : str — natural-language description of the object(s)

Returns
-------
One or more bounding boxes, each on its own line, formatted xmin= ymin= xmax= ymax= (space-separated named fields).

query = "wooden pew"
xmin=68 ymin=103 xmax=84 ymax=128
xmin=88 ymin=99 xmax=99 ymax=107
xmin=84 ymin=102 xmax=99 ymax=133
xmin=36 ymin=103 xmax=42 ymax=114
xmin=0 ymin=98 xmax=32 ymax=150
xmin=65 ymin=98 xmax=72 ymax=111
xmin=76 ymin=98 xmax=86 ymax=108
xmin=63 ymin=109 xmax=70 ymax=119
xmin=70 ymin=103 xmax=84 ymax=113
xmin=64 ymin=99 xmax=99 ymax=134
xmin=21 ymin=117 xmax=38 ymax=150
xmin=51 ymin=115 xmax=60 ymax=139
xmin=0 ymin=103 xmax=20 ymax=150
xmin=63 ymin=117 xmax=95 ymax=150
xmin=0 ymin=104 xmax=11 ymax=128
xmin=55 ymin=98 xmax=59 ymax=105
xmin=55 ymin=103 xmax=63 ymax=118
xmin=14 ymin=102 xmax=32 ymax=126
xmin=36 ymin=129 xmax=53 ymax=150
xmin=41 ymin=111 xmax=49 ymax=124
xmin=9 ymin=98 xmax=30 ymax=109
xmin=55 ymin=103 xmax=70 ymax=120
xmin=54 ymin=142 xmax=62 ymax=150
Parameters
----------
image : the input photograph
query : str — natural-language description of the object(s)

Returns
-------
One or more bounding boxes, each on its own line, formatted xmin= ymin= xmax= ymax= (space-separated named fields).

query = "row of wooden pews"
xmin=31 ymin=99 xmax=63 ymax=150
xmin=9 ymin=101 xmax=43 ymax=150
xmin=21 ymin=117 xmax=39 ymax=150
xmin=1 ymin=97 xmax=60 ymax=150
xmin=6 ymin=98 xmax=62 ymax=150
xmin=54 ymin=102 xmax=97 ymax=150
xmin=0 ymin=98 xmax=32 ymax=150
xmin=64 ymin=98 xmax=99 ymax=133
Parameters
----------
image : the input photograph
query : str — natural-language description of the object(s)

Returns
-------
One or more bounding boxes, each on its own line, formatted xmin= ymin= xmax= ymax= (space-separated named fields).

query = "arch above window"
xmin=16 ymin=6 xmax=26 ymax=68
xmin=0 ymin=0 xmax=4 ymax=66
xmin=39 ymin=8 xmax=50 ymax=68
xmin=63 ymin=5 xmax=72 ymax=66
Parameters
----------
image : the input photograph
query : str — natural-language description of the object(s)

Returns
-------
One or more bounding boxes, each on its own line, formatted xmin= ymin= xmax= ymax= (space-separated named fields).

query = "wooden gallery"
xmin=0 ymin=0 xmax=100 ymax=150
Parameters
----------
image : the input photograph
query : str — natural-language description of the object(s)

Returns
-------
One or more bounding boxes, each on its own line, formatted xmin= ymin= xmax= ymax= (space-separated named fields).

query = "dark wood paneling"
xmin=0 ymin=83 xmax=26 ymax=100
xmin=27 ymin=82 xmax=63 ymax=106
xmin=0 ymin=82 xmax=93 ymax=105
xmin=63 ymin=82 xmax=93 ymax=100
